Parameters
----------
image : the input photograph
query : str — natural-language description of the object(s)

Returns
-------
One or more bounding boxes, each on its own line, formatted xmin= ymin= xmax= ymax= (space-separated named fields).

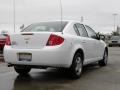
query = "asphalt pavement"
xmin=0 ymin=47 xmax=120 ymax=90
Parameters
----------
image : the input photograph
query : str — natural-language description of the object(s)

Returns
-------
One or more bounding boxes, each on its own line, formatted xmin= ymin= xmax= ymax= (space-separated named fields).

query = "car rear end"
xmin=0 ymin=35 xmax=7 ymax=51
xmin=109 ymin=36 xmax=120 ymax=46
xmin=4 ymin=21 xmax=72 ymax=68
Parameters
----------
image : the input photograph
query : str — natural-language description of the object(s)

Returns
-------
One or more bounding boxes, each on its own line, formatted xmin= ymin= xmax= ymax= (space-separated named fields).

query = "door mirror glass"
xmin=99 ymin=35 xmax=105 ymax=41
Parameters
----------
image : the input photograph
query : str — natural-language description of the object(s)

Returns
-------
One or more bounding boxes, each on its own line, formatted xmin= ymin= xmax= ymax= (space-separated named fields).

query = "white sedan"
xmin=4 ymin=20 xmax=108 ymax=79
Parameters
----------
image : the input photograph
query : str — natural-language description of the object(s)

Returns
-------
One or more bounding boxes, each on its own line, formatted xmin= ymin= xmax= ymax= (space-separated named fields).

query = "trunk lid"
xmin=10 ymin=32 xmax=61 ymax=49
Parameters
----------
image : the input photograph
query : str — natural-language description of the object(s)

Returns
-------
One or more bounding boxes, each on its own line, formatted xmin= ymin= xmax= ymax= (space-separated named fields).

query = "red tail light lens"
xmin=46 ymin=34 xmax=64 ymax=46
xmin=6 ymin=36 xmax=11 ymax=45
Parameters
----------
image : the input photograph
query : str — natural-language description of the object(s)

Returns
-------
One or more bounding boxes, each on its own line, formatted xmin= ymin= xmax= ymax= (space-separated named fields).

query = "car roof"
xmin=34 ymin=20 xmax=82 ymax=24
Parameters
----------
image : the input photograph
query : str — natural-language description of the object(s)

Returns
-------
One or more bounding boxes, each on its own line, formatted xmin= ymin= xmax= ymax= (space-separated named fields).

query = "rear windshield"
xmin=22 ymin=21 xmax=68 ymax=32
xmin=111 ymin=36 xmax=120 ymax=40
xmin=0 ymin=35 xmax=7 ymax=39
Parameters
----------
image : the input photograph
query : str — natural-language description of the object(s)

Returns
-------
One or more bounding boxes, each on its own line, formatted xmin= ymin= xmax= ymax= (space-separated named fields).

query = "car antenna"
xmin=59 ymin=0 xmax=63 ymax=34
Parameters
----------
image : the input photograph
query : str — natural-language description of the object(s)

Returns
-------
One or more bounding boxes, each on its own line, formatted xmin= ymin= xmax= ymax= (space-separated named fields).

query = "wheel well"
xmin=75 ymin=49 xmax=84 ymax=62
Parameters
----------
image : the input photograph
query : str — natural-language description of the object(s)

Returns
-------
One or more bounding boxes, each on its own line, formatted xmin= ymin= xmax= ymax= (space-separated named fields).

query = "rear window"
xmin=111 ymin=36 xmax=120 ymax=40
xmin=22 ymin=21 xmax=68 ymax=32
xmin=0 ymin=35 xmax=7 ymax=39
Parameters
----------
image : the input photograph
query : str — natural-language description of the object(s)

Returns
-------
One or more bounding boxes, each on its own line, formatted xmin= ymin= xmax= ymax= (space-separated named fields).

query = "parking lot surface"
xmin=0 ymin=47 xmax=120 ymax=90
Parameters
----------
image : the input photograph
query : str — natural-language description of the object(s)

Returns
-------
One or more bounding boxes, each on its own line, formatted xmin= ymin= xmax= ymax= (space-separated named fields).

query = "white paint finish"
xmin=4 ymin=21 xmax=106 ymax=68
xmin=11 ymin=32 xmax=51 ymax=49
xmin=63 ymin=22 xmax=77 ymax=36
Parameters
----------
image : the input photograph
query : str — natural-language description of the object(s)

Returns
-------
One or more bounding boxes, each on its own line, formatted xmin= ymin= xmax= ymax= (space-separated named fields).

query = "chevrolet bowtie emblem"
xmin=26 ymin=41 xmax=29 ymax=44
xmin=24 ymin=37 xmax=30 ymax=44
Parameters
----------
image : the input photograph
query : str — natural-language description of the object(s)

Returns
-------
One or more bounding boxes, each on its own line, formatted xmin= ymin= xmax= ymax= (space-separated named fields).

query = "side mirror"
xmin=96 ymin=33 xmax=105 ymax=41
xmin=99 ymin=35 xmax=105 ymax=41
xmin=96 ymin=33 xmax=100 ymax=40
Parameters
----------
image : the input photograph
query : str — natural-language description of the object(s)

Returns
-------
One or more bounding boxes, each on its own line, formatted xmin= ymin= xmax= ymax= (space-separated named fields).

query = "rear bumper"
xmin=4 ymin=45 xmax=72 ymax=68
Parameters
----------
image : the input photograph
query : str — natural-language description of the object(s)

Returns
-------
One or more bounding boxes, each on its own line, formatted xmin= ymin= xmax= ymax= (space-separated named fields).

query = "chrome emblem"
xmin=26 ymin=41 xmax=29 ymax=44
xmin=24 ymin=37 xmax=30 ymax=44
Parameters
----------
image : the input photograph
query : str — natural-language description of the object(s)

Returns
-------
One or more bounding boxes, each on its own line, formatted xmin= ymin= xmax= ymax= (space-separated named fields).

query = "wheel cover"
xmin=75 ymin=57 xmax=82 ymax=75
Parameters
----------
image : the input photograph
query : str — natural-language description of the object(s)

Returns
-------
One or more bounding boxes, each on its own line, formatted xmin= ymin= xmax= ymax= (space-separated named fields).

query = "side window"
xmin=75 ymin=24 xmax=88 ymax=37
xmin=73 ymin=24 xmax=80 ymax=36
xmin=85 ymin=25 xmax=97 ymax=39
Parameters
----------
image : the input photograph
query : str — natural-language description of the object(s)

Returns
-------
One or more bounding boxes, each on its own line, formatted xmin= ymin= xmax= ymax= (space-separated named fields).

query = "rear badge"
xmin=24 ymin=37 xmax=30 ymax=44
xmin=26 ymin=41 xmax=29 ymax=44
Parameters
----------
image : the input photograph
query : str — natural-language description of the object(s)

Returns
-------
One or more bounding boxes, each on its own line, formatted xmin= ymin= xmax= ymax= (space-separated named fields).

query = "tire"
xmin=99 ymin=50 xmax=108 ymax=66
xmin=14 ymin=66 xmax=31 ymax=75
xmin=69 ymin=53 xmax=83 ymax=79
xmin=109 ymin=45 xmax=112 ymax=47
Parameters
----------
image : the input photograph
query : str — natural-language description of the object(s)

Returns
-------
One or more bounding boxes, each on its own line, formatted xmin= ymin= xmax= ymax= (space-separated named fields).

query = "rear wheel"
xmin=99 ymin=50 xmax=108 ymax=66
xmin=14 ymin=66 xmax=31 ymax=75
xmin=69 ymin=53 xmax=83 ymax=79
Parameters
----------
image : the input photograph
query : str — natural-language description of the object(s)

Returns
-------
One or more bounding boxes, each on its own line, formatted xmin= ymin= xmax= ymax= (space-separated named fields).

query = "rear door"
xmin=74 ymin=23 xmax=93 ymax=62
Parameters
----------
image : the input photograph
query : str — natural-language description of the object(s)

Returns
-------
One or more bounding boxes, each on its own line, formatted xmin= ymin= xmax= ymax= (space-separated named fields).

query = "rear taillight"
xmin=46 ymin=34 xmax=64 ymax=46
xmin=6 ymin=36 xmax=11 ymax=45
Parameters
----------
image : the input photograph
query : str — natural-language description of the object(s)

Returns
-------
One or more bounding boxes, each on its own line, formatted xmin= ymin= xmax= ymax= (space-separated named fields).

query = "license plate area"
xmin=18 ymin=53 xmax=32 ymax=62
